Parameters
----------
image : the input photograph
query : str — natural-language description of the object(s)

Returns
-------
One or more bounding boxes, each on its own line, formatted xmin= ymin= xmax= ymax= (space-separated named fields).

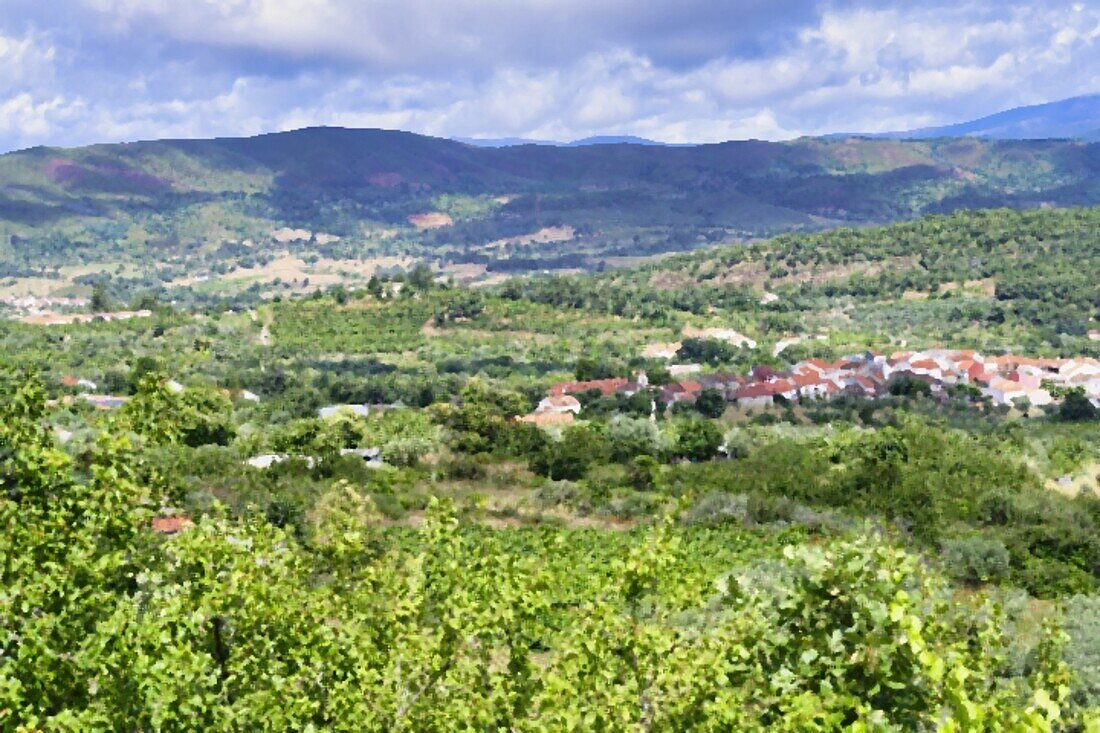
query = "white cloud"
xmin=0 ymin=1 xmax=1097 ymax=150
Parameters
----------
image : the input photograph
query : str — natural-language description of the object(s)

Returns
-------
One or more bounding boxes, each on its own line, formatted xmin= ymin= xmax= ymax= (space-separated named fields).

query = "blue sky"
xmin=0 ymin=0 xmax=1097 ymax=151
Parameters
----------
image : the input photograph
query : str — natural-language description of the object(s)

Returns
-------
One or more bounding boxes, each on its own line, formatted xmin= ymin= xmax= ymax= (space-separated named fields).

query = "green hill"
xmin=1 ymin=128 xmax=1099 ymax=300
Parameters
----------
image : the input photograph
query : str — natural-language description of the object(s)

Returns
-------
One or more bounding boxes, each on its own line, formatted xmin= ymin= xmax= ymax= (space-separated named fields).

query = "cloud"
xmin=76 ymin=0 xmax=823 ymax=71
xmin=0 ymin=0 xmax=1096 ymax=151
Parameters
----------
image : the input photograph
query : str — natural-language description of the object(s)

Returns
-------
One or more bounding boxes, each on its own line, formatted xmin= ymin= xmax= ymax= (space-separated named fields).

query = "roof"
xmin=549 ymin=378 xmax=628 ymax=396
xmin=541 ymin=395 xmax=582 ymax=408
xmin=737 ymin=382 xmax=787 ymax=399
xmin=791 ymin=373 xmax=826 ymax=388
xmin=152 ymin=515 xmax=192 ymax=535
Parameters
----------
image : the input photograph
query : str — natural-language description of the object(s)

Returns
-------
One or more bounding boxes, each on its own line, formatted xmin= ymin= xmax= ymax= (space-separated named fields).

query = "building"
xmin=535 ymin=395 xmax=582 ymax=414
xmin=318 ymin=404 xmax=370 ymax=419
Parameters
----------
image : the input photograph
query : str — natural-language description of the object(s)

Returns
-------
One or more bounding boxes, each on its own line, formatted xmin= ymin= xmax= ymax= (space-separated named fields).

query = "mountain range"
xmin=0 ymin=124 xmax=1098 ymax=301
xmin=466 ymin=94 xmax=1100 ymax=146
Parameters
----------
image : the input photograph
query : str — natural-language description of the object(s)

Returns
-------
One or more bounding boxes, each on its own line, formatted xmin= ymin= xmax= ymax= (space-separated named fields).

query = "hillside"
xmin=1 ymin=128 xmax=1099 ymax=304
xmin=3 ymin=203 xmax=1100 ymax=726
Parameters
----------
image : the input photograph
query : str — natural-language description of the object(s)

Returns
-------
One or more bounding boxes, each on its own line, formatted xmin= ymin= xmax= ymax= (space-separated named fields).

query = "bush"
xmin=626 ymin=455 xmax=661 ymax=492
xmin=682 ymin=492 xmax=750 ymax=527
xmin=1017 ymin=557 xmax=1096 ymax=598
xmin=721 ymin=427 xmax=751 ymax=459
xmin=442 ymin=455 xmax=488 ymax=480
xmin=384 ymin=437 xmax=433 ymax=467
xmin=1063 ymin=595 xmax=1100 ymax=709
xmin=530 ymin=425 xmax=609 ymax=481
xmin=606 ymin=415 xmax=662 ymax=462
xmin=1060 ymin=389 xmax=1098 ymax=422
xmin=674 ymin=418 xmax=722 ymax=462
xmin=941 ymin=535 xmax=1011 ymax=586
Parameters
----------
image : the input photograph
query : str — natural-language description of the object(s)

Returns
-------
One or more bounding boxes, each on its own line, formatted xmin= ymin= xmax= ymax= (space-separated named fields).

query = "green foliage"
xmin=121 ymin=374 xmax=235 ymax=447
xmin=1063 ymin=595 xmax=1100 ymax=711
xmin=1060 ymin=389 xmax=1098 ymax=422
xmin=695 ymin=387 xmax=727 ymax=418
xmin=675 ymin=417 xmax=723 ymax=462
xmin=530 ymin=425 xmax=609 ymax=481
xmin=605 ymin=415 xmax=664 ymax=462
xmin=433 ymin=378 xmax=529 ymax=454
xmin=0 ymin=377 xmax=1089 ymax=728
xmin=942 ymin=535 xmax=1012 ymax=586
xmin=677 ymin=337 xmax=741 ymax=365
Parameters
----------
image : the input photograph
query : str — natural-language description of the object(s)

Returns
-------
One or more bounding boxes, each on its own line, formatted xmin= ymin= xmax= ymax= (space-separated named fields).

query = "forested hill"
xmin=2 ymin=127 xmax=1100 ymax=287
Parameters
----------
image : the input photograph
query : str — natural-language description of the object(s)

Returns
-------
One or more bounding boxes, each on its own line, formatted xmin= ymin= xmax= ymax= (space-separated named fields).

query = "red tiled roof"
xmin=549 ymin=378 xmax=628 ymax=396
xmin=853 ymin=375 xmax=876 ymax=390
xmin=152 ymin=516 xmax=192 ymax=535
xmin=791 ymin=373 xmax=825 ymax=388
xmin=737 ymin=383 xmax=778 ymax=399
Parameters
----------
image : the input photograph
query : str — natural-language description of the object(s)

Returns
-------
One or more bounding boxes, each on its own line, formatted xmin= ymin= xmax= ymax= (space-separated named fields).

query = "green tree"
xmin=694 ymin=387 xmax=726 ymax=418
xmin=1060 ymin=389 xmax=1098 ymax=422
xmin=675 ymin=417 xmax=722 ymax=461
xmin=90 ymin=282 xmax=113 ymax=313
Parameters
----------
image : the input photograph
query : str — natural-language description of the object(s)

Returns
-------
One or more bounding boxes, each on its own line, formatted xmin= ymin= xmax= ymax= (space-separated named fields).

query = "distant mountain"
xmin=864 ymin=94 xmax=1100 ymax=141
xmin=458 ymin=134 xmax=670 ymax=147
xmin=457 ymin=136 xmax=557 ymax=147
xmin=1 ymin=126 xmax=1099 ymax=294
xmin=565 ymin=135 xmax=667 ymax=146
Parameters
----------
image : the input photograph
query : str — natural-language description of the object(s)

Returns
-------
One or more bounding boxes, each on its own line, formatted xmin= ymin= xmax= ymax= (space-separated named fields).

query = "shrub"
xmin=674 ymin=418 xmax=722 ymax=462
xmin=682 ymin=492 xmax=750 ymax=527
xmin=1063 ymin=595 xmax=1100 ymax=709
xmin=606 ymin=415 xmax=662 ymax=462
xmin=443 ymin=455 xmax=488 ymax=481
xmin=626 ymin=455 xmax=661 ymax=492
xmin=941 ymin=535 xmax=1011 ymax=586
xmin=721 ymin=427 xmax=751 ymax=459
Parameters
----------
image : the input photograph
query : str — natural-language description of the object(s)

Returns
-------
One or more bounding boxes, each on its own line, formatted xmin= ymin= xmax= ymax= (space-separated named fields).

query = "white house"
xmin=319 ymin=404 xmax=370 ymax=419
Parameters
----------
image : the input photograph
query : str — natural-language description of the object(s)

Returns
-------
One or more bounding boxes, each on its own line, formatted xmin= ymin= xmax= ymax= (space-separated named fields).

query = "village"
xmin=519 ymin=348 xmax=1100 ymax=425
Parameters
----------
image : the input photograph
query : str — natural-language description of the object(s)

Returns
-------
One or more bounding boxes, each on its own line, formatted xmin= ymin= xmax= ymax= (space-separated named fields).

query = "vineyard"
xmin=0 ymin=205 xmax=1099 ymax=729
xmin=0 ymin=375 xmax=1086 ymax=729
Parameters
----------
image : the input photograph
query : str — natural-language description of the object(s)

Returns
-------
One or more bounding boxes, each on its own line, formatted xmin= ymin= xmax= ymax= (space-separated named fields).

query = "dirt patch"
xmin=1046 ymin=462 xmax=1100 ymax=498
xmin=271 ymin=227 xmax=311 ymax=243
xmin=408 ymin=212 xmax=454 ymax=229
xmin=682 ymin=326 xmax=756 ymax=348
xmin=482 ymin=225 xmax=575 ymax=251
xmin=649 ymin=270 xmax=694 ymax=289
xmin=711 ymin=255 xmax=918 ymax=288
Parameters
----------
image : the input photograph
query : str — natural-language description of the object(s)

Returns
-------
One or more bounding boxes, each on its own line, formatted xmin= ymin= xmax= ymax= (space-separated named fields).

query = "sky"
xmin=0 ymin=0 xmax=1097 ymax=152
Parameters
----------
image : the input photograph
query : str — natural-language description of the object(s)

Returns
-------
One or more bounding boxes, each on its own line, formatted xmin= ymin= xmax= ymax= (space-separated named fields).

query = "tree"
xmin=90 ymin=283 xmax=113 ymax=313
xmin=530 ymin=425 xmax=608 ymax=480
xmin=675 ymin=418 xmax=722 ymax=461
xmin=1060 ymin=388 xmax=1098 ymax=422
xmin=606 ymin=415 xmax=662 ymax=462
xmin=626 ymin=455 xmax=661 ymax=491
xmin=121 ymin=374 xmax=235 ymax=447
xmin=694 ymin=387 xmax=726 ymax=418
